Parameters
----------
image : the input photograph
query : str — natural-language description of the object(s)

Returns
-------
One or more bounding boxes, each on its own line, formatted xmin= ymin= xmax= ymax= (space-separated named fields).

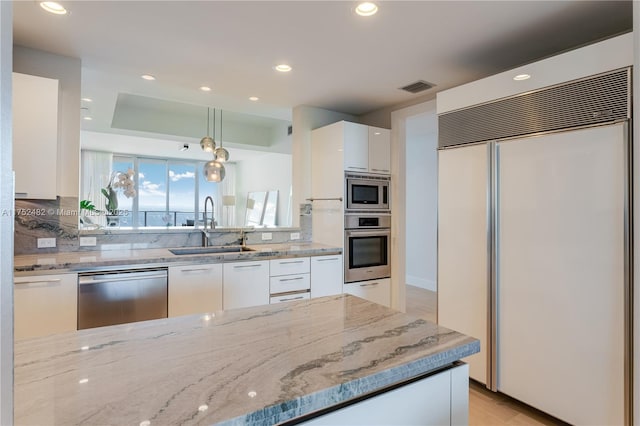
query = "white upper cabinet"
xmin=343 ymin=122 xmax=369 ymax=173
xmin=368 ymin=127 xmax=391 ymax=174
xmin=313 ymin=121 xmax=391 ymax=177
xmin=13 ymin=72 xmax=59 ymax=199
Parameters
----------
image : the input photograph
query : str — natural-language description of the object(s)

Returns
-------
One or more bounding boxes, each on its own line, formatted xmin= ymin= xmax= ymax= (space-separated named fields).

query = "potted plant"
xmin=101 ymin=169 xmax=137 ymax=227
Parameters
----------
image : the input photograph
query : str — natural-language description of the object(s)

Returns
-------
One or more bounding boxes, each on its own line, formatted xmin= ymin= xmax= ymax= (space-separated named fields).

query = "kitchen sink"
xmin=169 ymin=246 xmax=255 ymax=255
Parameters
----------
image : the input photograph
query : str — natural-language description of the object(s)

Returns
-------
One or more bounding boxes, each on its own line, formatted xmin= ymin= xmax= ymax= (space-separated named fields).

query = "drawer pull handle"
xmin=359 ymin=282 xmax=379 ymax=287
xmin=181 ymin=268 xmax=210 ymax=272
xmin=279 ymin=277 xmax=304 ymax=282
xmin=279 ymin=260 xmax=305 ymax=265
xmin=316 ymin=258 xmax=339 ymax=262
xmin=348 ymin=166 xmax=367 ymax=170
xmin=15 ymin=278 xmax=61 ymax=285
xmin=234 ymin=264 xmax=261 ymax=269
xmin=371 ymin=168 xmax=389 ymax=172
xmin=279 ymin=296 xmax=304 ymax=302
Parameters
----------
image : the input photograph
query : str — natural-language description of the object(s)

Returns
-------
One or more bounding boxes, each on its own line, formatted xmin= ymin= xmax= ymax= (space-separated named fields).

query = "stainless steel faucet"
xmin=202 ymin=196 xmax=215 ymax=247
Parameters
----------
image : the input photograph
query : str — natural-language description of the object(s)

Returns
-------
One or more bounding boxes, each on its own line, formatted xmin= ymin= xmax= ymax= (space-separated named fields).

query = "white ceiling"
xmin=12 ymin=0 xmax=632 ymax=136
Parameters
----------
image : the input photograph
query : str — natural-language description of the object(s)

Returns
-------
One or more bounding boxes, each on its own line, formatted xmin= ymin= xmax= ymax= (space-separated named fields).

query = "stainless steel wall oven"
xmin=344 ymin=214 xmax=391 ymax=283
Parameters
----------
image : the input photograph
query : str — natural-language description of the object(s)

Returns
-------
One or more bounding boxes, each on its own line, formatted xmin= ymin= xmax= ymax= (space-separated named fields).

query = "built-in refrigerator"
xmin=437 ymin=67 xmax=632 ymax=425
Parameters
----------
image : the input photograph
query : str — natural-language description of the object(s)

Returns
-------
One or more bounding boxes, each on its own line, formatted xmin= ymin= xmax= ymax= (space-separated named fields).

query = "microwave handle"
xmin=383 ymin=185 xmax=388 ymax=205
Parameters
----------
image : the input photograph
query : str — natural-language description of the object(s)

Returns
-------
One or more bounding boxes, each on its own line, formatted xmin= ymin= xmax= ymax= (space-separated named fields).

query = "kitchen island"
xmin=14 ymin=295 xmax=479 ymax=425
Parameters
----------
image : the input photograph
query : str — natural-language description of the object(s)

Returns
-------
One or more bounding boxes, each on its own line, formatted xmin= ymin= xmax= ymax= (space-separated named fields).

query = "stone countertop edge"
xmin=220 ymin=340 xmax=479 ymax=426
xmin=14 ymin=243 xmax=342 ymax=274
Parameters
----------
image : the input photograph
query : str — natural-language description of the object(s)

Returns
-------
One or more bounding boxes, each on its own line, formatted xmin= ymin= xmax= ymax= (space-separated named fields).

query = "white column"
xmin=633 ymin=2 xmax=640 ymax=424
xmin=0 ymin=1 xmax=14 ymax=424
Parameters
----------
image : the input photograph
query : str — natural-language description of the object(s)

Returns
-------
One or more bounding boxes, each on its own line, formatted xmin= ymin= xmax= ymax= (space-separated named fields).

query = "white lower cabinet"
xmin=14 ymin=273 xmax=77 ymax=339
xmin=301 ymin=363 xmax=468 ymax=425
xmin=223 ymin=260 xmax=269 ymax=309
xmin=310 ymin=255 xmax=343 ymax=298
xmin=168 ymin=264 xmax=223 ymax=317
xmin=343 ymin=278 xmax=390 ymax=307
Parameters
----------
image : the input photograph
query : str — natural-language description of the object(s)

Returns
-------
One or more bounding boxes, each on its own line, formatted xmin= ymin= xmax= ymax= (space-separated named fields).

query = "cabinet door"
xmin=168 ymin=264 xmax=223 ymax=317
xmin=14 ymin=273 xmax=77 ymax=339
xmin=310 ymin=255 xmax=343 ymax=298
xmin=343 ymin=122 xmax=369 ymax=172
xmin=13 ymin=72 xmax=58 ymax=199
xmin=368 ymin=127 xmax=391 ymax=174
xmin=343 ymin=278 xmax=390 ymax=307
xmin=223 ymin=261 xmax=269 ymax=310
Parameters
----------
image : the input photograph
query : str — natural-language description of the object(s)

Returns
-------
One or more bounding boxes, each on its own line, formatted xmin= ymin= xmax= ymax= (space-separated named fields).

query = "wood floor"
xmin=405 ymin=285 xmax=565 ymax=426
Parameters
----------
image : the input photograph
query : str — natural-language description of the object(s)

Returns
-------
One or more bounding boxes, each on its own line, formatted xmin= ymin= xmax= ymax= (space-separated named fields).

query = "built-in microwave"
xmin=345 ymin=173 xmax=390 ymax=212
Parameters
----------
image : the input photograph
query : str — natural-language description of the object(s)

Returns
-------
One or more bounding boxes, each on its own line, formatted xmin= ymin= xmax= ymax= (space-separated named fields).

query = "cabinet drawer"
xmin=270 ymin=273 xmax=310 ymax=294
xmin=343 ymin=278 xmax=391 ymax=307
xmin=270 ymin=292 xmax=311 ymax=304
xmin=270 ymin=257 xmax=310 ymax=276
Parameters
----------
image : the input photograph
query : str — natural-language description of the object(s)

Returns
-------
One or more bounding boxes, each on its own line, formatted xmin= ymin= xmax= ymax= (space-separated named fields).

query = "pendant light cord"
xmin=206 ymin=107 xmax=210 ymax=137
xmin=220 ymin=110 xmax=223 ymax=147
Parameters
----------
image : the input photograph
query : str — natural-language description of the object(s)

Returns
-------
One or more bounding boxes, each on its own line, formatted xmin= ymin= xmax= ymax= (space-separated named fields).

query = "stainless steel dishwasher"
xmin=78 ymin=268 xmax=168 ymax=330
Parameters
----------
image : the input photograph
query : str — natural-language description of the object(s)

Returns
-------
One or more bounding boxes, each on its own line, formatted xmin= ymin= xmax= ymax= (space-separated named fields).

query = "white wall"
xmin=405 ymin=110 xmax=438 ymax=291
xmin=291 ymin=105 xmax=356 ymax=226
xmin=235 ymin=153 xmax=292 ymax=227
xmin=0 ymin=2 xmax=13 ymax=423
xmin=13 ymin=46 xmax=81 ymax=198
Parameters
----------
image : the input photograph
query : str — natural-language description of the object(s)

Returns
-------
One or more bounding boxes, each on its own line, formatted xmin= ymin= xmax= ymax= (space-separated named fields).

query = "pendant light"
xmin=203 ymin=158 xmax=225 ymax=182
xmin=200 ymin=108 xmax=216 ymax=154
xmin=214 ymin=109 xmax=230 ymax=162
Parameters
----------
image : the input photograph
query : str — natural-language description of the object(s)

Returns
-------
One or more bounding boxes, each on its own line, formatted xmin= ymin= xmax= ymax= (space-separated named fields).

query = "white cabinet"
xmin=368 ymin=126 xmax=391 ymax=174
xmin=302 ymin=363 xmax=468 ymax=425
xmin=312 ymin=121 xmax=391 ymax=178
xmin=343 ymin=278 xmax=390 ymax=307
xmin=168 ymin=264 xmax=223 ymax=317
xmin=343 ymin=122 xmax=369 ymax=172
xmin=269 ymin=257 xmax=311 ymax=303
xmin=12 ymin=72 xmax=59 ymax=199
xmin=223 ymin=260 xmax=269 ymax=309
xmin=310 ymin=255 xmax=343 ymax=298
xmin=14 ymin=273 xmax=77 ymax=339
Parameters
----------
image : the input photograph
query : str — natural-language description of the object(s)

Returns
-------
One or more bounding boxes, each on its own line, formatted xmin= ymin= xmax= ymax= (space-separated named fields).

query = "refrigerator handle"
xmin=487 ymin=141 xmax=499 ymax=392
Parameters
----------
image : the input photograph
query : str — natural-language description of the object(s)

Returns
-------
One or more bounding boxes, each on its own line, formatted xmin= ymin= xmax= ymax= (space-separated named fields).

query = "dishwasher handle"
xmin=79 ymin=271 xmax=168 ymax=285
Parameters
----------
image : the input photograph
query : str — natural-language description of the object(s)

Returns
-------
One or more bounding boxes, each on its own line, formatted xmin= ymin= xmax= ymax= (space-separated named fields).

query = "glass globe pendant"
xmin=203 ymin=158 xmax=225 ymax=182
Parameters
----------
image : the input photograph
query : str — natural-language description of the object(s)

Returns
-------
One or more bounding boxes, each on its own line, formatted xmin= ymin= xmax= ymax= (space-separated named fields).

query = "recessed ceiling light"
xmin=249 ymin=96 xmax=259 ymax=101
xmin=274 ymin=64 xmax=292 ymax=73
xmin=40 ymin=2 xmax=67 ymax=15
xmin=200 ymin=86 xmax=211 ymax=92
xmin=81 ymin=98 xmax=92 ymax=102
xmin=78 ymin=378 xmax=89 ymax=384
xmin=513 ymin=74 xmax=531 ymax=81
xmin=355 ymin=2 xmax=378 ymax=16
xmin=141 ymin=74 xmax=156 ymax=81
xmin=83 ymin=117 xmax=93 ymax=121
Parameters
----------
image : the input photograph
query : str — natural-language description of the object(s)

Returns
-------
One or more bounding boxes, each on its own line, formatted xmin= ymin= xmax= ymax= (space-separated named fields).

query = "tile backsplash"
xmin=14 ymin=197 xmax=313 ymax=255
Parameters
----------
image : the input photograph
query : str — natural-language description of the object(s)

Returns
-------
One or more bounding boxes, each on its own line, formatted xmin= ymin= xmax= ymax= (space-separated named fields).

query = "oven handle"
xmin=345 ymin=229 xmax=390 ymax=238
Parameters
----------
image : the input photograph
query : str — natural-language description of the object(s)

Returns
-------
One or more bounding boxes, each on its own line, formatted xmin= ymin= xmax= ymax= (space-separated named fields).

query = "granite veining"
xmin=14 ymin=243 xmax=342 ymax=274
xmin=14 ymin=294 xmax=479 ymax=426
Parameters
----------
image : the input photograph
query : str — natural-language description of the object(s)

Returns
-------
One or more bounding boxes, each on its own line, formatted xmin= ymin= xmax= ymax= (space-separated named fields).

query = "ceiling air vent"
xmin=400 ymin=80 xmax=435 ymax=94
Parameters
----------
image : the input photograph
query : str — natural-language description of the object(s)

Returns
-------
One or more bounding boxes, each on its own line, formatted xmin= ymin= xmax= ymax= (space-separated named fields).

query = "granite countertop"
xmin=14 ymin=294 xmax=479 ymax=426
xmin=14 ymin=242 xmax=341 ymax=274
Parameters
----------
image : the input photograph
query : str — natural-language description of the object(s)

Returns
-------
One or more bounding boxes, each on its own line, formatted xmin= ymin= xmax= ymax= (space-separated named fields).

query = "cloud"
xmin=138 ymin=172 xmax=145 ymax=179
xmin=139 ymin=180 xmax=164 ymax=197
xmin=169 ymin=170 xmax=195 ymax=182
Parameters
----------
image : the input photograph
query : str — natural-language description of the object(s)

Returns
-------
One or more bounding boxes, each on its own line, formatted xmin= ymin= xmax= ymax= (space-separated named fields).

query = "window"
xmin=81 ymin=150 xmax=233 ymax=229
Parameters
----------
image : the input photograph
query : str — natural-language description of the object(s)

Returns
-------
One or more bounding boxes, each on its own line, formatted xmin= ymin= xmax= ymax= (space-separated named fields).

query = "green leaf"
xmin=80 ymin=200 xmax=96 ymax=211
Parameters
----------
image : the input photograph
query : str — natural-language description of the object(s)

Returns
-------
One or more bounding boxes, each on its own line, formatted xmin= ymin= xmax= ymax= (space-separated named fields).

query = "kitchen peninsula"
xmin=14 ymin=295 xmax=478 ymax=425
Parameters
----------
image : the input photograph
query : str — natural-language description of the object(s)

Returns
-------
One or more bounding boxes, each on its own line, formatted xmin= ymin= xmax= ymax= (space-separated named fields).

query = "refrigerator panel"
xmin=437 ymin=143 xmax=489 ymax=384
xmin=496 ymin=123 xmax=625 ymax=424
